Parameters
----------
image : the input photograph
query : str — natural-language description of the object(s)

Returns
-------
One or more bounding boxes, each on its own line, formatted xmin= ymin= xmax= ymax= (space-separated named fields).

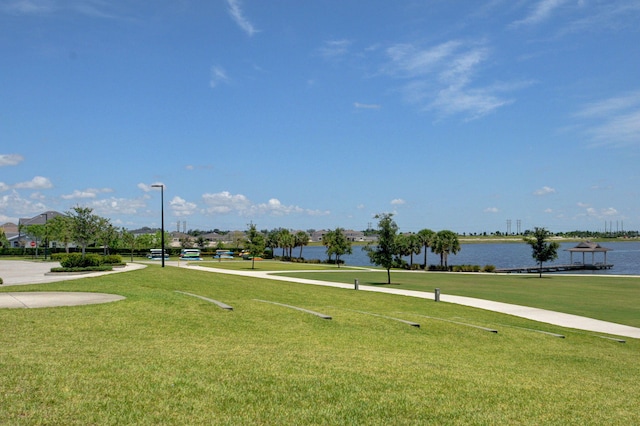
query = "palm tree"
xmin=294 ymin=231 xmax=309 ymax=259
xmin=432 ymin=230 xmax=461 ymax=268
xmin=417 ymin=228 xmax=435 ymax=269
xmin=406 ymin=233 xmax=422 ymax=268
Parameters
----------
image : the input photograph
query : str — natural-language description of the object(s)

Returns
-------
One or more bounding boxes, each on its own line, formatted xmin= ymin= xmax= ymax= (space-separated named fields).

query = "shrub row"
xmin=52 ymin=253 xmax=122 ymax=268
xmin=428 ymin=264 xmax=496 ymax=272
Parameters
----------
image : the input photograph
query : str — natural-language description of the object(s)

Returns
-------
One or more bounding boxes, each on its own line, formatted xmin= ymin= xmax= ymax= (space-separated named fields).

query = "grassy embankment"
xmin=2 ymin=264 xmax=639 ymax=424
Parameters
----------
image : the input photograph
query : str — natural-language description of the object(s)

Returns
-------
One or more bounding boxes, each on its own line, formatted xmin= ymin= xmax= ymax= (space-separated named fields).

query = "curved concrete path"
xmin=0 ymin=260 xmax=145 ymax=309
xmin=180 ymin=262 xmax=640 ymax=339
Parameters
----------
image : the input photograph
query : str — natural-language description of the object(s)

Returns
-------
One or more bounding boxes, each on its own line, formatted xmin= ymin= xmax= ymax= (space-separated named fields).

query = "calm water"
xmin=298 ymin=241 xmax=640 ymax=276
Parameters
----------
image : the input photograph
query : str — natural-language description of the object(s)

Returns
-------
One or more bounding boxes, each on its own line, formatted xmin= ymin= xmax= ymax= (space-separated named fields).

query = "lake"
xmin=296 ymin=241 xmax=640 ymax=276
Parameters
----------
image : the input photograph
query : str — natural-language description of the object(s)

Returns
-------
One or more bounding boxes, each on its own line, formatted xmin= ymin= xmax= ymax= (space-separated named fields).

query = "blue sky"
xmin=1 ymin=0 xmax=639 ymax=234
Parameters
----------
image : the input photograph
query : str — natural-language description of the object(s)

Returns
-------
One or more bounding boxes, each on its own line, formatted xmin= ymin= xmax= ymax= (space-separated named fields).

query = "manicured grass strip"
xmin=175 ymin=291 xmax=233 ymax=310
xmin=335 ymin=307 xmax=420 ymax=328
xmin=406 ymin=313 xmax=498 ymax=333
xmin=277 ymin=270 xmax=640 ymax=327
xmin=254 ymin=299 xmax=332 ymax=319
xmin=497 ymin=323 xmax=565 ymax=338
xmin=196 ymin=260 xmax=359 ymax=271
xmin=596 ymin=335 xmax=626 ymax=343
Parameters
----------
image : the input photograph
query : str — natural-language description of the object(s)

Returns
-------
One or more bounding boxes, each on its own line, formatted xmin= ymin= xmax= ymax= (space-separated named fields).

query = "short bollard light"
xmin=435 ymin=288 xmax=440 ymax=302
xmin=354 ymin=279 xmax=359 ymax=290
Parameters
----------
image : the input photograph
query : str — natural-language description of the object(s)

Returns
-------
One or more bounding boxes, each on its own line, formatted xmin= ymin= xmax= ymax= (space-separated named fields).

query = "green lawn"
xmin=1 ymin=265 xmax=639 ymax=424
xmin=194 ymin=259 xmax=363 ymax=271
xmin=277 ymin=270 xmax=640 ymax=327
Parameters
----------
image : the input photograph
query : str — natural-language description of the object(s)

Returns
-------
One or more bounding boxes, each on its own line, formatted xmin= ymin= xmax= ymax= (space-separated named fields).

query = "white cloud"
xmin=544 ymin=208 xmax=553 ymax=213
xmin=574 ymin=91 xmax=640 ymax=147
xmin=138 ymin=182 xmax=165 ymax=192
xmin=383 ymin=40 xmax=526 ymax=119
xmin=484 ymin=207 xmax=499 ymax=213
xmin=201 ymin=191 xmax=329 ymax=218
xmin=0 ymin=190 xmax=46 ymax=216
xmin=354 ymin=102 xmax=381 ymax=110
xmin=210 ymin=66 xmax=229 ymax=89
xmin=14 ymin=176 xmax=53 ymax=190
xmin=319 ymin=39 xmax=352 ymax=59
xmin=61 ymin=188 xmax=113 ymax=200
xmin=1 ymin=0 xmax=54 ymax=15
xmin=0 ymin=182 xmax=9 ymax=192
xmin=533 ymin=186 xmax=556 ymax=196
xmin=89 ymin=197 xmax=148 ymax=216
xmin=170 ymin=196 xmax=197 ymax=217
xmin=510 ymin=0 xmax=569 ymax=28
xmin=202 ymin=191 xmax=251 ymax=214
xmin=0 ymin=154 xmax=24 ymax=166
xmin=391 ymin=198 xmax=406 ymax=205
xmin=226 ymin=0 xmax=257 ymax=36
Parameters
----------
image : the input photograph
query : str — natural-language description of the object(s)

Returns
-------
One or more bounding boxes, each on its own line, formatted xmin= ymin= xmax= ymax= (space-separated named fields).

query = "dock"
xmin=495 ymin=263 xmax=614 ymax=274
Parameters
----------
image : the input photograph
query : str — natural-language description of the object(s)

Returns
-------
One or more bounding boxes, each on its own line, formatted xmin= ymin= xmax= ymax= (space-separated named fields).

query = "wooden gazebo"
xmin=566 ymin=241 xmax=612 ymax=266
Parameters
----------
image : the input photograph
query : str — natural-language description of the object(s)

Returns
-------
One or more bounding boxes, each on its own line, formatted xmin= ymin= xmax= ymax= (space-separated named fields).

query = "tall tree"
xmin=121 ymin=228 xmax=136 ymax=262
xmin=25 ymin=224 xmax=46 ymax=257
xmin=364 ymin=213 xmax=398 ymax=284
xmin=294 ymin=231 xmax=309 ymax=259
xmin=417 ymin=228 xmax=435 ymax=269
xmin=405 ymin=233 xmax=422 ymax=268
xmin=48 ymin=215 xmax=74 ymax=253
xmin=323 ymin=227 xmax=352 ymax=268
xmin=245 ymin=223 xmax=266 ymax=269
xmin=278 ymin=229 xmax=294 ymax=259
xmin=432 ymin=230 xmax=461 ymax=268
xmin=67 ymin=206 xmax=101 ymax=256
xmin=524 ymin=227 xmax=559 ymax=278
xmin=97 ymin=217 xmax=116 ymax=255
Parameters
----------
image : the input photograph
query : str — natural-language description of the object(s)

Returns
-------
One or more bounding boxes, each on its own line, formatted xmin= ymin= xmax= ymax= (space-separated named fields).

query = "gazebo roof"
xmin=566 ymin=241 xmax=612 ymax=253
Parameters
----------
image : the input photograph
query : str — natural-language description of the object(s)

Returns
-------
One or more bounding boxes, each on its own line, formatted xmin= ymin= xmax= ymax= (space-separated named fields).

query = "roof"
xmin=566 ymin=241 xmax=612 ymax=253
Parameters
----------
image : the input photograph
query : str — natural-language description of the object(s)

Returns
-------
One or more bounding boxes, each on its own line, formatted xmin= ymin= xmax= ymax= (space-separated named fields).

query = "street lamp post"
xmin=41 ymin=212 xmax=48 ymax=260
xmin=151 ymin=184 xmax=165 ymax=267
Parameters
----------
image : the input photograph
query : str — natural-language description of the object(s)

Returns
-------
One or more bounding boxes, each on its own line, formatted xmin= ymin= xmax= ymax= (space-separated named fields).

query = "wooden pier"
xmin=495 ymin=263 xmax=614 ymax=274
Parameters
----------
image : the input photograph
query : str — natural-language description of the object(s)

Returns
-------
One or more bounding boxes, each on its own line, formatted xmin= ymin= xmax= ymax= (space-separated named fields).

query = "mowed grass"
xmin=195 ymin=259 xmax=362 ymax=271
xmin=1 ymin=265 xmax=639 ymax=424
xmin=277 ymin=269 xmax=640 ymax=327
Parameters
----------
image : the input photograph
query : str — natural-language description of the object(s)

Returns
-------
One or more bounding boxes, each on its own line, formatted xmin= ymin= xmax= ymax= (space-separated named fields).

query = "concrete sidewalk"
xmin=0 ymin=261 xmax=145 ymax=309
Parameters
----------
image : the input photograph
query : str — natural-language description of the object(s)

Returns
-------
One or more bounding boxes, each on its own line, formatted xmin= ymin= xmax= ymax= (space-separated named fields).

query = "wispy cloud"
xmin=210 ymin=65 xmax=229 ymax=89
xmin=61 ymin=187 xmax=113 ymax=200
xmin=354 ymin=102 xmax=381 ymax=110
xmin=1 ymin=0 xmax=54 ymax=15
xmin=202 ymin=191 xmax=329 ymax=217
xmin=318 ymin=39 xmax=352 ymax=59
xmin=383 ymin=40 xmax=528 ymax=120
xmin=0 ymin=154 xmax=24 ymax=167
xmin=226 ymin=0 xmax=258 ymax=36
xmin=391 ymin=198 xmax=406 ymax=205
xmin=574 ymin=90 xmax=640 ymax=147
xmin=484 ymin=207 xmax=499 ymax=213
xmin=14 ymin=176 xmax=53 ymax=190
xmin=138 ymin=182 xmax=165 ymax=192
xmin=2 ymin=0 xmax=128 ymax=20
xmin=533 ymin=186 xmax=556 ymax=196
xmin=510 ymin=0 xmax=569 ymax=28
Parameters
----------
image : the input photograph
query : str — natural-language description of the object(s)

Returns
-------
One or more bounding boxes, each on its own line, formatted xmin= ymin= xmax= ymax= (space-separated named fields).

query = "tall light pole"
xmin=151 ymin=184 xmax=165 ymax=267
xmin=41 ymin=212 xmax=48 ymax=260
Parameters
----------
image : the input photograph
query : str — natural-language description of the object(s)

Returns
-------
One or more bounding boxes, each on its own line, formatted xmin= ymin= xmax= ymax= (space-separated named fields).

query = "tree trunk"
xmin=387 ymin=268 xmax=391 ymax=284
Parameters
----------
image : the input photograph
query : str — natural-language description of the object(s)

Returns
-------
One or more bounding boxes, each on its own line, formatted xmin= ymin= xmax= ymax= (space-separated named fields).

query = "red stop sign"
xmin=30 ymin=241 xmax=36 ymax=247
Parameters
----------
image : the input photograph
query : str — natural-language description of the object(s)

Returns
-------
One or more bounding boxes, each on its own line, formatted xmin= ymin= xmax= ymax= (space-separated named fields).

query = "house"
xmin=6 ymin=211 xmax=66 ymax=248
xmin=310 ymin=229 xmax=367 ymax=242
